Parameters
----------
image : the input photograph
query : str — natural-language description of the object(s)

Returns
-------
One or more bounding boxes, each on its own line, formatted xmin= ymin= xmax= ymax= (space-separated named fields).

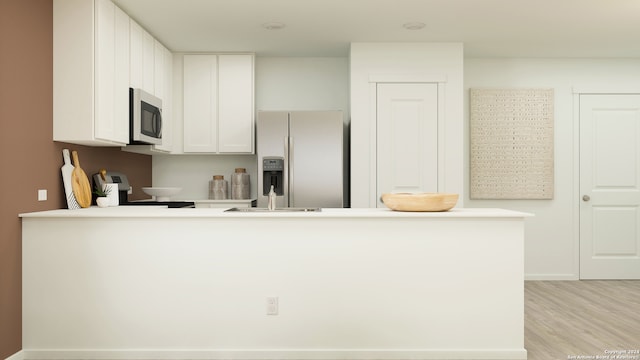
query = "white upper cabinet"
xmin=183 ymin=54 xmax=254 ymax=154
xmin=124 ymin=20 xmax=174 ymax=154
xmin=218 ymin=55 xmax=254 ymax=153
xmin=129 ymin=19 xmax=157 ymax=96
xmin=54 ymin=0 xmax=130 ymax=146
xmin=129 ymin=20 xmax=143 ymax=90
xmin=142 ymin=31 xmax=155 ymax=94
xmin=183 ymin=55 xmax=218 ymax=153
xmin=154 ymin=40 xmax=165 ymax=99
xmin=154 ymin=47 xmax=173 ymax=153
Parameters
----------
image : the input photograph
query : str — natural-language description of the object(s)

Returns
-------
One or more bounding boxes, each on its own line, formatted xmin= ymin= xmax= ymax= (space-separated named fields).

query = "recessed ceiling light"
xmin=403 ymin=22 xmax=426 ymax=30
xmin=262 ymin=22 xmax=286 ymax=30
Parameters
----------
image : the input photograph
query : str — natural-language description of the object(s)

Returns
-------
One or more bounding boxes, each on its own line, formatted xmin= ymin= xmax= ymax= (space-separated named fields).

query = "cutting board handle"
xmin=63 ymin=149 xmax=72 ymax=165
xmin=71 ymin=150 xmax=81 ymax=167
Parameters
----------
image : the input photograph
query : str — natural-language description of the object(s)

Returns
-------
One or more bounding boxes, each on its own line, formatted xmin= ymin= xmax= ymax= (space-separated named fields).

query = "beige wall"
xmin=0 ymin=1 xmax=152 ymax=357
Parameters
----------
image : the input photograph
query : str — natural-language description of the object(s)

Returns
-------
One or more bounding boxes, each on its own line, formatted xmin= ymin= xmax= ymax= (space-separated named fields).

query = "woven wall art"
xmin=470 ymin=88 xmax=554 ymax=199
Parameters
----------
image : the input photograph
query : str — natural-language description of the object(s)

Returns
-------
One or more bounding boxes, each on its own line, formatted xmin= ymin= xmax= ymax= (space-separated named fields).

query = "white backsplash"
xmin=152 ymin=154 xmax=258 ymax=200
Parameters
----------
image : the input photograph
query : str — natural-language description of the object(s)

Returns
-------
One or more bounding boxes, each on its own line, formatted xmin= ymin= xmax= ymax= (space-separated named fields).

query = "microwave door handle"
xmin=154 ymin=109 xmax=162 ymax=137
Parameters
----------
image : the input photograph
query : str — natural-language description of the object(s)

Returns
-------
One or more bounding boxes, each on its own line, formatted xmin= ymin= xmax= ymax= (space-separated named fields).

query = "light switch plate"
xmin=38 ymin=189 xmax=47 ymax=201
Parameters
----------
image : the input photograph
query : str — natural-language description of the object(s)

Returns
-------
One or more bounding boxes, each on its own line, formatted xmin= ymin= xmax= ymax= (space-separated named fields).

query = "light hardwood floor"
xmin=525 ymin=281 xmax=640 ymax=360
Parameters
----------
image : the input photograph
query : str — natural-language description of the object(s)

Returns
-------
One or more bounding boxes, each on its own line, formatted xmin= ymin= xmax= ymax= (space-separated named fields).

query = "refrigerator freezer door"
xmin=289 ymin=111 xmax=343 ymax=208
xmin=257 ymin=111 xmax=289 ymax=208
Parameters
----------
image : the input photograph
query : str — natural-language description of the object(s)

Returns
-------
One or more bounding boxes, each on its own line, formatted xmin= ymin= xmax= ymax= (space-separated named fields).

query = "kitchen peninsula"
xmin=20 ymin=207 xmax=530 ymax=360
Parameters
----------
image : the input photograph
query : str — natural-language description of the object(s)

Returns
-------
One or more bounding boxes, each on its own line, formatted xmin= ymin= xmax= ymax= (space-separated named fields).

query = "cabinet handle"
xmin=582 ymin=195 xmax=591 ymax=202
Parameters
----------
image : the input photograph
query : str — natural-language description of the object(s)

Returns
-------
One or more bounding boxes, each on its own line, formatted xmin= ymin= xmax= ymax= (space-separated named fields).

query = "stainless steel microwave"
xmin=130 ymin=88 xmax=162 ymax=145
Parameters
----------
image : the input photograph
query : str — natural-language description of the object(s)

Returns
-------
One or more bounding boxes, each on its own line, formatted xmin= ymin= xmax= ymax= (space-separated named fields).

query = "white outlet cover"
xmin=38 ymin=189 xmax=47 ymax=201
xmin=266 ymin=297 xmax=278 ymax=315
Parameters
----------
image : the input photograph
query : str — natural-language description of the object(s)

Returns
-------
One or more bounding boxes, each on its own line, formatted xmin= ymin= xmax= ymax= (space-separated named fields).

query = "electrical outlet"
xmin=266 ymin=296 xmax=278 ymax=315
xmin=38 ymin=189 xmax=47 ymax=201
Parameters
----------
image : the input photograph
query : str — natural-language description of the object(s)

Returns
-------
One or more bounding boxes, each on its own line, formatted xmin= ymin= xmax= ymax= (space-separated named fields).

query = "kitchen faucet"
xmin=267 ymin=185 xmax=277 ymax=211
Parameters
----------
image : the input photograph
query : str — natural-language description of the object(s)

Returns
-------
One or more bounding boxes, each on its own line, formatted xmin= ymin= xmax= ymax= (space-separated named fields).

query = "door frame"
xmin=572 ymin=87 xmax=640 ymax=279
xmin=368 ymin=75 xmax=447 ymax=207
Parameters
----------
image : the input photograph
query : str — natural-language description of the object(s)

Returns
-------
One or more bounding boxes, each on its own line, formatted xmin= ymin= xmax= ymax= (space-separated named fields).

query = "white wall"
xmin=464 ymin=58 xmax=640 ymax=279
xmin=255 ymin=57 xmax=349 ymax=122
xmin=349 ymin=43 xmax=464 ymax=208
xmin=153 ymin=57 xmax=350 ymax=199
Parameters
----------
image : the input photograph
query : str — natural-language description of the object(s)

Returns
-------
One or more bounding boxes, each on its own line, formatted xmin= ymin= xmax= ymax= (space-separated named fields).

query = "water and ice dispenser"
xmin=262 ymin=157 xmax=284 ymax=196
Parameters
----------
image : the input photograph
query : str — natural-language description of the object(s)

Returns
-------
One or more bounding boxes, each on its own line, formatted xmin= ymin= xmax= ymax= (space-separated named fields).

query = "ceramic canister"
xmin=210 ymin=175 xmax=228 ymax=200
xmin=231 ymin=168 xmax=250 ymax=199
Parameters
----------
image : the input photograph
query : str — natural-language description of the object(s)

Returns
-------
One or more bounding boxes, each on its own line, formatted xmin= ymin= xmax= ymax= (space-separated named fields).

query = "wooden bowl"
xmin=380 ymin=193 xmax=459 ymax=212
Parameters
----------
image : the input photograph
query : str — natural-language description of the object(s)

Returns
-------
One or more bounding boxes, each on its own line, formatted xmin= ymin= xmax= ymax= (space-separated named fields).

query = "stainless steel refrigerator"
xmin=257 ymin=110 xmax=344 ymax=208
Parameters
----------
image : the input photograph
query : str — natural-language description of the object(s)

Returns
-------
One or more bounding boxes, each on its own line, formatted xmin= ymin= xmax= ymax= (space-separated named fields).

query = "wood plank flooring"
xmin=525 ymin=281 xmax=640 ymax=360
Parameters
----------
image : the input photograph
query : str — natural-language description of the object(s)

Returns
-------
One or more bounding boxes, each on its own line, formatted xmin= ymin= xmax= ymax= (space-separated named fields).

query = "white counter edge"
xmin=20 ymin=207 xmax=533 ymax=219
xmin=19 ymin=349 xmax=527 ymax=360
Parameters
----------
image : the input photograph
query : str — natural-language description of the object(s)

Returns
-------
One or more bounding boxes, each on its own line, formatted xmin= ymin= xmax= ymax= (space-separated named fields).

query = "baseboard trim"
xmin=22 ymin=349 xmax=527 ymax=360
xmin=5 ymin=350 xmax=24 ymax=360
xmin=525 ymin=273 xmax=579 ymax=280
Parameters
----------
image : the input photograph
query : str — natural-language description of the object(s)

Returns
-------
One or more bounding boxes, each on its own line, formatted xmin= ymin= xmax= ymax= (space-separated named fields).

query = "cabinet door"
xmin=155 ymin=47 xmax=173 ymax=152
xmin=129 ymin=19 xmax=143 ymax=89
xmin=94 ymin=0 xmax=115 ymax=142
xmin=130 ymin=19 xmax=155 ymax=95
xmin=113 ymin=5 xmax=130 ymax=143
xmin=376 ymin=83 xmax=438 ymax=207
xmin=94 ymin=0 xmax=128 ymax=144
xmin=142 ymin=29 xmax=154 ymax=94
xmin=154 ymin=40 xmax=164 ymax=98
xmin=218 ymin=55 xmax=254 ymax=153
xmin=183 ymin=55 xmax=218 ymax=152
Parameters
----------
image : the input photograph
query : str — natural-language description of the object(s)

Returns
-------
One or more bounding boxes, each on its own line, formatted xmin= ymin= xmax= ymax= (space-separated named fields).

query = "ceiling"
xmin=113 ymin=0 xmax=640 ymax=58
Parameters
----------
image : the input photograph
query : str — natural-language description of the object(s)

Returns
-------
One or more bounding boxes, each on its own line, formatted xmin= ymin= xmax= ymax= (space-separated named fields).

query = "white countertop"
xmin=20 ymin=206 xmax=532 ymax=219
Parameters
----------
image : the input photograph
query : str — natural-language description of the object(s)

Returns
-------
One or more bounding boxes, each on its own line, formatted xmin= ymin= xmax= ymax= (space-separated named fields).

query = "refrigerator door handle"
xmin=284 ymin=136 xmax=290 ymax=207
xmin=288 ymin=136 xmax=294 ymax=207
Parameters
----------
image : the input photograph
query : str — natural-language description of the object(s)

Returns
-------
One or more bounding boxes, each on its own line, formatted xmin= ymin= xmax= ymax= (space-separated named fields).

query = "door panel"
xmin=376 ymin=83 xmax=438 ymax=207
xmin=594 ymin=113 xmax=637 ymax=187
xmin=580 ymin=94 xmax=640 ymax=279
xmin=256 ymin=111 xmax=289 ymax=208
xmin=289 ymin=111 xmax=343 ymax=208
xmin=592 ymin=207 xmax=638 ymax=256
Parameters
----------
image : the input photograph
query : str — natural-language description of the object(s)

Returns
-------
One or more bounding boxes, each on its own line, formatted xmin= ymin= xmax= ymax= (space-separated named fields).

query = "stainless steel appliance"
xmin=93 ymin=171 xmax=194 ymax=208
xmin=257 ymin=110 xmax=344 ymax=208
xmin=130 ymin=88 xmax=162 ymax=145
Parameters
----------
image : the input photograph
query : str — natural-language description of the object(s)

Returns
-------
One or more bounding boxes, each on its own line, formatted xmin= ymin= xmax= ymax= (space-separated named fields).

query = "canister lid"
xmin=235 ymin=168 xmax=246 ymax=173
xmin=213 ymin=175 xmax=224 ymax=180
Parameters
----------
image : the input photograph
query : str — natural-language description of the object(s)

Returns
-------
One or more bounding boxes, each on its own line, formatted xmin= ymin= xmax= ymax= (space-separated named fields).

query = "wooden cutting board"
xmin=71 ymin=150 xmax=92 ymax=208
xmin=60 ymin=149 xmax=81 ymax=209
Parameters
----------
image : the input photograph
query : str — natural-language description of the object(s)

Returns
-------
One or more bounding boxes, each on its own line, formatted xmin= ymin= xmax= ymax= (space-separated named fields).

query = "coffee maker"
xmin=92 ymin=171 xmax=194 ymax=208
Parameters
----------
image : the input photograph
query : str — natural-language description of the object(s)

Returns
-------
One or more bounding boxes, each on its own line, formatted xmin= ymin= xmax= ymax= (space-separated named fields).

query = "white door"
xmin=376 ymin=83 xmax=438 ymax=207
xmin=580 ymin=94 xmax=640 ymax=279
